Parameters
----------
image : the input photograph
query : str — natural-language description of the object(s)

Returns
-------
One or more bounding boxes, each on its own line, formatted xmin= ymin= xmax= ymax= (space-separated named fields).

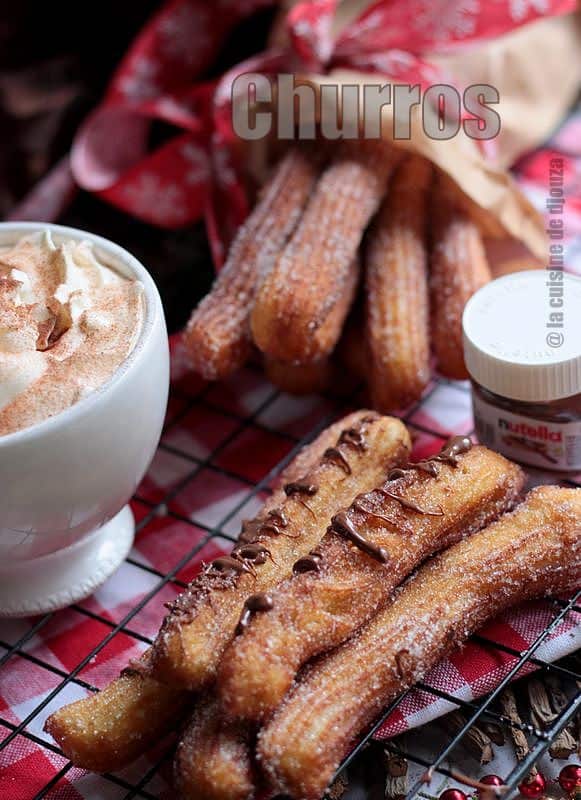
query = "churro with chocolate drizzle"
xmin=258 ymin=486 xmax=581 ymax=800
xmin=218 ymin=439 xmax=525 ymax=722
xmin=149 ymin=412 xmax=411 ymax=690
xmin=45 ymin=411 xmax=407 ymax=771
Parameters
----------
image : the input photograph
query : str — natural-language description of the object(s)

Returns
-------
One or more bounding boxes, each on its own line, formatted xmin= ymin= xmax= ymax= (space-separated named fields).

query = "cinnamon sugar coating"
xmin=150 ymin=413 xmax=411 ymax=689
xmin=218 ymin=443 xmax=525 ymax=722
xmin=44 ymin=412 xmax=409 ymax=772
xmin=365 ymin=155 xmax=432 ymax=411
xmin=262 ymin=254 xmax=359 ymax=393
xmin=175 ymin=697 xmax=255 ymax=800
xmin=43 ymin=651 xmax=189 ymax=773
xmin=251 ymin=142 xmax=401 ymax=364
xmin=184 ymin=147 xmax=322 ymax=380
xmin=430 ymin=174 xmax=491 ymax=379
xmin=257 ymin=486 xmax=581 ymax=800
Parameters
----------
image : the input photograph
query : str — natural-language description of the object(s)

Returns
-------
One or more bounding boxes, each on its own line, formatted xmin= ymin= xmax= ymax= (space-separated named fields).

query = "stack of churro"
xmin=44 ymin=413 xmax=581 ymax=800
xmin=185 ymin=141 xmax=493 ymax=410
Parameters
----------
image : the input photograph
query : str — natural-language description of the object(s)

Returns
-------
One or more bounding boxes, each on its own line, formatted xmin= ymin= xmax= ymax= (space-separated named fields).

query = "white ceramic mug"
xmin=0 ymin=223 xmax=169 ymax=616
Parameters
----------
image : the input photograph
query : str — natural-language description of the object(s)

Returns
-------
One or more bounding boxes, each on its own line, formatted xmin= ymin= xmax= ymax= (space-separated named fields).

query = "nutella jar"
xmin=462 ymin=270 xmax=581 ymax=472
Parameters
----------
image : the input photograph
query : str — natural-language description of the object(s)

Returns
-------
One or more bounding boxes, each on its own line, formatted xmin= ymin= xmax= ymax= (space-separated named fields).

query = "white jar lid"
xmin=462 ymin=270 xmax=581 ymax=402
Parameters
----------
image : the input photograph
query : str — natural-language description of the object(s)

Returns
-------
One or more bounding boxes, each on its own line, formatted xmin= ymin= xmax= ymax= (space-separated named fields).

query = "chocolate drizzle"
xmin=330 ymin=511 xmax=389 ymax=564
xmin=327 ymin=436 xmax=472 ymax=564
xmin=394 ymin=649 xmax=414 ymax=681
xmin=239 ymin=508 xmax=288 ymax=544
xmin=260 ymin=508 xmax=290 ymax=535
xmin=386 ymin=467 xmax=408 ymax=481
xmin=283 ymin=481 xmax=318 ymax=518
xmin=293 ymin=548 xmax=324 ymax=574
xmin=432 ymin=435 xmax=472 ymax=466
xmin=231 ymin=543 xmax=270 ymax=565
xmin=122 ymin=657 xmax=150 ymax=678
xmin=377 ymin=488 xmax=443 ymax=517
xmin=410 ymin=461 xmax=440 ymax=477
xmin=323 ymin=447 xmax=352 ymax=475
xmin=210 ymin=556 xmax=254 ymax=577
xmin=283 ymin=481 xmax=318 ymax=497
xmin=235 ymin=592 xmax=274 ymax=635
xmin=162 ymin=413 xmax=383 ymax=626
xmin=338 ymin=426 xmax=368 ymax=451
xmin=388 ymin=435 xmax=472 ymax=481
xmin=352 ymin=496 xmax=402 ymax=529
xmin=238 ymin=518 xmax=264 ymax=543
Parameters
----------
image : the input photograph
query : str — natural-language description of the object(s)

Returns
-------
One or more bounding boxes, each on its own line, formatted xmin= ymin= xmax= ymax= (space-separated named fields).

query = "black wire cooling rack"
xmin=0 ymin=363 xmax=579 ymax=800
xmin=341 ymin=591 xmax=581 ymax=800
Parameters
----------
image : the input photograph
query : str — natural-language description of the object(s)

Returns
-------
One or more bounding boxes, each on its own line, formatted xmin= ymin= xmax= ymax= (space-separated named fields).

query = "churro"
xmin=150 ymin=413 xmax=411 ymax=689
xmin=430 ymin=174 xmax=491 ymax=379
xmin=44 ymin=650 xmax=189 ymax=773
xmin=184 ymin=147 xmax=321 ymax=379
xmin=218 ymin=439 xmax=525 ymax=722
xmin=264 ymin=357 xmax=332 ymax=395
xmin=337 ymin=303 xmax=368 ymax=382
xmin=251 ymin=142 xmax=400 ymax=364
xmin=175 ymin=697 xmax=254 ymax=800
xmin=258 ymin=486 xmax=581 ymax=800
xmin=365 ymin=155 xmax=432 ymax=411
xmin=263 ymin=254 xmax=359 ymax=394
xmin=45 ymin=411 xmax=383 ymax=771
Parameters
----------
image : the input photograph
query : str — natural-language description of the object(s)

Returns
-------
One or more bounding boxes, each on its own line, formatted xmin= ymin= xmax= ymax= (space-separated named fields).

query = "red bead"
xmin=440 ymin=790 xmax=468 ymax=800
xmin=559 ymin=765 xmax=581 ymax=794
xmin=479 ymin=775 xmax=505 ymax=796
xmin=519 ymin=772 xmax=546 ymax=799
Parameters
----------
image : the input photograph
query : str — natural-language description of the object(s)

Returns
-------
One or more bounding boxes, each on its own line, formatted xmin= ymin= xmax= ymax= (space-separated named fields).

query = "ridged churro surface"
xmin=263 ymin=253 xmax=359 ymax=393
xmin=218 ymin=440 xmax=525 ymax=722
xmin=175 ymin=697 xmax=254 ymax=800
xmin=150 ymin=413 xmax=411 ymax=689
xmin=430 ymin=175 xmax=491 ymax=379
xmin=365 ymin=155 xmax=432 ymax=411
xmin=258 ymin=486 xmax=581 ymax=800
xmin=251 ymin=142 xmax=400 ymax=364
xmin=44 ymin=412 xmax=378 ymax=771
xmin=44 ymin=651 xmax=190 ymax=772
xmin=184 ymin=147 xmax=321 ymax=379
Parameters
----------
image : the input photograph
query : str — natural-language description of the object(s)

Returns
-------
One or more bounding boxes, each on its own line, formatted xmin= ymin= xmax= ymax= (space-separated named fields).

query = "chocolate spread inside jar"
xmin=462 ymin=270 xmax=581 ymax=472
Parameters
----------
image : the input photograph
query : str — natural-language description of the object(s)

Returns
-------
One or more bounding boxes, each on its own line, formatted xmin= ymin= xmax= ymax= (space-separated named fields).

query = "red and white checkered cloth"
xmin=374 ymin=600 xmax=581 ymax=740
xmin=1 ymin=116 xmax=581 ymax=800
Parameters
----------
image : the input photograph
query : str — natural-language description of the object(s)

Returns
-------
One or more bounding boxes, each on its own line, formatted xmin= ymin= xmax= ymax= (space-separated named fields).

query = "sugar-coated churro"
xmin=44 ymin=411 xmax=382 ymax=771
xmin=263 ymin=254 xmax=359 ymax=394
xmin=150 ymin=413 xmax=411 ymax=689
xmin=430 ymin=174 xmax=491 ymax=379
xmin=251 ymin=142 xmax=400 ymax=364
xmin=175 ymin=697 xmax=254 ymax=800
xmin=264 ymin=357 xmax=332 ymax=395
xmin=218 ymin=439 xmax=525 ymax=722
xmin=258 ymin=486 xmax=581 ymax=800
xmin=184 ymin=147 xmax=321 ymax=379
xmin=44 ymin=650 xmax=190 ymax=772
xmin=365 ymin=155 xmax=432 ymax=411
xmin=337 ymin=303 xmax=368 ymax=382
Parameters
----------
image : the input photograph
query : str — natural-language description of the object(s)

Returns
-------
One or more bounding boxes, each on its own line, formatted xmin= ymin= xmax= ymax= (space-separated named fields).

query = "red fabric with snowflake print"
xmin=6 ymin=0 xmax=577 ymax=264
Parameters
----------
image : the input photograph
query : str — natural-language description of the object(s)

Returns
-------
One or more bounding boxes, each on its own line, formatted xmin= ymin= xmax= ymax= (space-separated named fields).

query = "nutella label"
xmin=472 ymin=393 xmax=581 ymax=471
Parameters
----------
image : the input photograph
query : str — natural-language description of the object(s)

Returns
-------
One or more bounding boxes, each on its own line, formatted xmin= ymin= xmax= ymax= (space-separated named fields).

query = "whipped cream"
xmin=0 ymin=231 xmax=145 ymax=436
